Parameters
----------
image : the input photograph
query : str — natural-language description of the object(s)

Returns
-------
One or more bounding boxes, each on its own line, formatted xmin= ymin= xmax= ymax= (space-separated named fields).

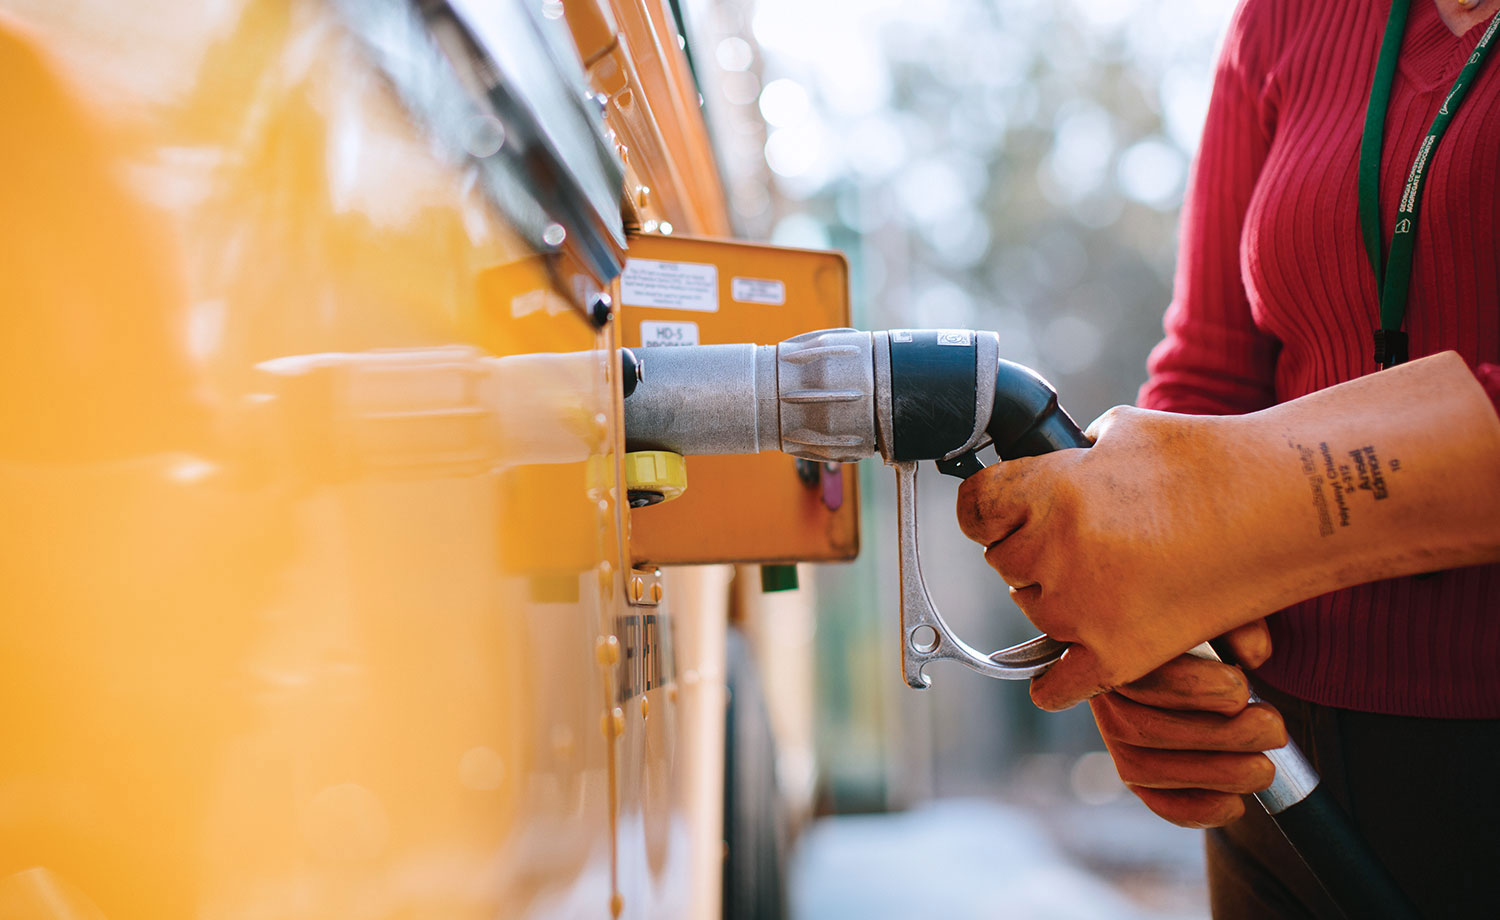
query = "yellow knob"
xmin=624 ymin=450 xmax=687 ymax=507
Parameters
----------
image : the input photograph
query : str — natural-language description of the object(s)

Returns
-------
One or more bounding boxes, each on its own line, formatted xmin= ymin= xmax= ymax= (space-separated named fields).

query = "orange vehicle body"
xmin=0 ymin=1 xmax=843 ymax=917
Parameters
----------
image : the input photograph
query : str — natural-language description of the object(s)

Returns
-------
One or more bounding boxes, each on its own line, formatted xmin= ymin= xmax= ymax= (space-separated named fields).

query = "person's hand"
xmin=957 ymin=353 xmax=1500 ymax=711
xmin=957 ymin=405 xmax=1300 ymax=710
xmin=1090 ymin=620 xmax=1287 ymax=828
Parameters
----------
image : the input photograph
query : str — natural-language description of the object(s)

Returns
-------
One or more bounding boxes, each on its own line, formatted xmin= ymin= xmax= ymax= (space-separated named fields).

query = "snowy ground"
xmin=790 ymin=797 xmax=1209 ymax=920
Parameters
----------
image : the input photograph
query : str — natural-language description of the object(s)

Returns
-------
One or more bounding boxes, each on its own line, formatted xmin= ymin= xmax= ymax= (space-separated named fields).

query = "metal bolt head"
xmin=795 ymin=457 xmax=820 ymax=487
xmin=628 ymin=490 xmax=664 ymax=508
xmin=595 ymin=635 xmax=621 ymax=667
xmin=620 ymin=348 xmax=643 ymax=398
xmin=601 ymin=707 xmax=625 ymax=738
xmin=629 ymin=576 xmax=646 ymax=603
xmin=590 ymin=293 xmax=613 ymax=328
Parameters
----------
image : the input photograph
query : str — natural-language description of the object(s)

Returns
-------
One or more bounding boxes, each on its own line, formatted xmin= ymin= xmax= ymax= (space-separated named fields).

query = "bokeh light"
xmin=682 ymin=0 xmax=1240 ymax=867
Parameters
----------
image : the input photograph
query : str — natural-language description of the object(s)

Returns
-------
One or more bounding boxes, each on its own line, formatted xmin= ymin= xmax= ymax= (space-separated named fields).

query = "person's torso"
xmin=1242 ymin=0 xmax=1500 ymax=398
xmin=1236 ymin=0 xmax=1500 ymax=716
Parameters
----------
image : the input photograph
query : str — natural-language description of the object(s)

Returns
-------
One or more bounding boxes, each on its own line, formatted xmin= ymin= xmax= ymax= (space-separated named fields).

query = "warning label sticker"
xmin=731 ymin=276 xmax=786 ymax=305
xmin=640 ymin=321 xmax=700 ymax=347
xmin=621 ymin=259 xmax=719 ymax=311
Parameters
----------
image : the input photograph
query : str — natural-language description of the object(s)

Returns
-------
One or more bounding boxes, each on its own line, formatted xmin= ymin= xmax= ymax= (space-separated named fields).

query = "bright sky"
xmin=740 ymin=0 xmax=1240 ymax=203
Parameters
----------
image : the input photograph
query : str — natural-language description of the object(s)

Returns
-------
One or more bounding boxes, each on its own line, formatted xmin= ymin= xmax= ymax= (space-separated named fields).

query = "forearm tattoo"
xmin=1294 ymin=441 xmax=1401 ymax=536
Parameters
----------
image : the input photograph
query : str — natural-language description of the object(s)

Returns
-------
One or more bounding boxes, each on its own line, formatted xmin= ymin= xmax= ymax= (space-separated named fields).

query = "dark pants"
xmin=1206 ymin=681 xmax=1500 ymax=919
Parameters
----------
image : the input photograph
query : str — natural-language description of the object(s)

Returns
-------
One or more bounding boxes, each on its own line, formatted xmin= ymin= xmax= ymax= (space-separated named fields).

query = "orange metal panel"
xmin=575 ymin=0 xmax=730 ymax=236
xmin=0 ymin=6 xmax=697 ymax=918
xmin=567 ymin=0 xmax=619 ymax=67
xmin=588 ymin=41 xmax=697 ymax=230
xmin=612 ymin=0 xmax=730 ymax=235
xmin=617 ymin=235 xmax=860 ymax=566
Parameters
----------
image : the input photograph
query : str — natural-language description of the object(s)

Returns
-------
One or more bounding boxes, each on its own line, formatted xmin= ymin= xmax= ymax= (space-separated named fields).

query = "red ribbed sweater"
xmin=1140 ymin=0 xmax=1500 ymax=717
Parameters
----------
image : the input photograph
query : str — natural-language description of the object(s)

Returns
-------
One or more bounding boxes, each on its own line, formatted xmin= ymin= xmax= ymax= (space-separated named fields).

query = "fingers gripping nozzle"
xmin=622 ymin=328 xmax=1088 ymax=687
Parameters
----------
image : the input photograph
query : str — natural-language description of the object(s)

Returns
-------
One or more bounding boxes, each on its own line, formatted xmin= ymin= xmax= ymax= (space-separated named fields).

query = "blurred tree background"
xmin=681 ymin=0 xmax=1240 ymax=813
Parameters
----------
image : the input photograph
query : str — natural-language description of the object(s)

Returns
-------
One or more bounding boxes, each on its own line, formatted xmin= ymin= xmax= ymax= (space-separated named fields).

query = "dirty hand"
xmin=957 ymin=403 xmax=1297 ymax=710
xmin=956 ymin=352 xmax=1500 ymax=711
xmin=1090 ymin=620 xmax=1286 ymax=828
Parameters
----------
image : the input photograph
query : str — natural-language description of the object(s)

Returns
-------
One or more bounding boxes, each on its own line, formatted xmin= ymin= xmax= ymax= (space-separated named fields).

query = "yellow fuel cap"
xmin=624 ymin=450 xmax=687 ymax=507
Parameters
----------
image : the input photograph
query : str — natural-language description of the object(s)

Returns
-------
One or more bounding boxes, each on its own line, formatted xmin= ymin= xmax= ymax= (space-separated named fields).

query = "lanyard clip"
xmin=1373 ymin=329 xmax=1408 ymax=369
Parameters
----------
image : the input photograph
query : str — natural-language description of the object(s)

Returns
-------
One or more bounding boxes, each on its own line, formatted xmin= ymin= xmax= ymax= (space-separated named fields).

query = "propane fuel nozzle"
xmin=622 ymin=328 xmax=1089 ymax=688
xmin=623 ymin=329 xmax=1422 ymax=919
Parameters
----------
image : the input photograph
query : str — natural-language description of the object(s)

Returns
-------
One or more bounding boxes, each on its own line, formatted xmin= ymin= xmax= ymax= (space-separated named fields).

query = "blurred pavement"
xmin=791 ymin=797 xmax=1209 ymax=920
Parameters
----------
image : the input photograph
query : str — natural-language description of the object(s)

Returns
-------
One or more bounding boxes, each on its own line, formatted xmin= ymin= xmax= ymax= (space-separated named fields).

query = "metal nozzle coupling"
xmin=622 ymin=328 xmax=877 ymax=462
xmin=622 ymin=326 xmax=1086 ymax=689
xmin=623 ymin=327 xmax=1006 ymax=468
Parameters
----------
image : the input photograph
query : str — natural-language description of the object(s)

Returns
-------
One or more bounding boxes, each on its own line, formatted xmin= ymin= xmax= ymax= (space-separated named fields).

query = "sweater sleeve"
xmin=1138 ymin=0 xmax=1283 ymax=415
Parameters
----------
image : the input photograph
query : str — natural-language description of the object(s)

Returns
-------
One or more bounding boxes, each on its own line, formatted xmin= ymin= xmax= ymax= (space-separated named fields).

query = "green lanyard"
xmin=1358 ymin=0 xmax=1500 ymax=368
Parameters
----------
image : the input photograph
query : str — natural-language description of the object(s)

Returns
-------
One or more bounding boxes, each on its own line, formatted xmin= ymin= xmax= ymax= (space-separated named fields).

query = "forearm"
xmin=1224 ymin=351 xmax=1500 ymax=607
xmin=959 ymin=350 xmax=1500 ymax=709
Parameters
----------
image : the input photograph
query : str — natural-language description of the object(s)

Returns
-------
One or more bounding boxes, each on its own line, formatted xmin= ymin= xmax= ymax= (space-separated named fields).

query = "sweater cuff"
xmin=1476 ymin=363 xmax=1500 ymax=418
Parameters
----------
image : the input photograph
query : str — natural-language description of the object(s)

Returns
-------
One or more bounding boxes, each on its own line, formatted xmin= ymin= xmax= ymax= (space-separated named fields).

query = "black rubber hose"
xmin=1270 ymin=788 xmax=1420 ymax=920
xmin=1209 ymin=643 xmax=1420 ymax=920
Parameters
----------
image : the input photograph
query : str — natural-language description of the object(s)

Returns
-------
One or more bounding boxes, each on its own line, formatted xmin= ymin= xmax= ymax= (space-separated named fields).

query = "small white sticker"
xmin=936 ymin=331 xmax=972 ymax=346
xmin=621 ymin=258 xmax=719 ymax=311
xmin=640 ymin=321 xmax=699 ymax=347
xmin=892 ymin=331 xmax=914 ymax=343
xmin=731 ymin=276 xmax=786 ymax=305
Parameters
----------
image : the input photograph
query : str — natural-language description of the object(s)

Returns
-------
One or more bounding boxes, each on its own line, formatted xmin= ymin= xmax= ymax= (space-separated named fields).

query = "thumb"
xmin=1082 ymin=405 xmax=1132 ymax=443
xmin=1030 ymin=644 xmax=1113 ymax=711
